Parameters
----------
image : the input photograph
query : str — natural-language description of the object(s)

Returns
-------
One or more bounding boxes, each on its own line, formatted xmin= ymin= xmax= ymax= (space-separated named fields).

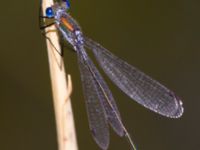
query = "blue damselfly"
xmin=39 ymin=1 xmax=184 ymax=149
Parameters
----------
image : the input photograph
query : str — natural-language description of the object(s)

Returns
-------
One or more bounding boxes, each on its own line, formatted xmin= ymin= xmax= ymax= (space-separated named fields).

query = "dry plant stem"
xmin=42 ymin=0 xmax=78 ymax=150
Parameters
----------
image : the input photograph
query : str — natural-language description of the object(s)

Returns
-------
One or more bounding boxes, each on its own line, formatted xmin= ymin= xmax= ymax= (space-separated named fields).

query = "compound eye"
xmin=65 ymin=0 xmax=70 ymax=9
xmin=45 ymin=7 xmax=54 ymax=18
xmin=63 ymin=0 xmax=70 ymax=9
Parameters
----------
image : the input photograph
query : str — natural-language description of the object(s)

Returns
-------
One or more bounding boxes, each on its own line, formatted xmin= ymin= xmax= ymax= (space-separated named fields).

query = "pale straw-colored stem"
xmin=42 ymin=0 xmax=78 ymax=150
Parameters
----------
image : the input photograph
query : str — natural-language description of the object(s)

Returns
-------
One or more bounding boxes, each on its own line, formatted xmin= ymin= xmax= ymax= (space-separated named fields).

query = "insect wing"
xmin=77 ymin=49 xmax=110 ymax=149
xmin=80 ymin=48 xmax=125 ymax=136
xmin=84 ymin=37 xmax=184 ymax=118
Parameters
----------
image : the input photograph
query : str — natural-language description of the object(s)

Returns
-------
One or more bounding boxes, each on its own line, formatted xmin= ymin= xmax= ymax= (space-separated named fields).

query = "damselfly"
xmin=39 ymin=0 xmax=184 ymax=149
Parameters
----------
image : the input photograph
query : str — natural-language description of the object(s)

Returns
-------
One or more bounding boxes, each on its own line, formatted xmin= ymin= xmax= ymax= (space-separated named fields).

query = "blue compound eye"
xmin=63 ymin=0 xmax=70 ymax=9
xmin=45 ymin=7 xmax=54 ymax=18
xmin=66 ymin=0 xmax=70 ymax=9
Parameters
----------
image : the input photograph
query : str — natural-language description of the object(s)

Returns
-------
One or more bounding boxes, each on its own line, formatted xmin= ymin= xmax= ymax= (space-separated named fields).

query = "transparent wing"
xmin=77 ymin=47 xmax=125 ymax=138
xmin=84 ymin=37 xmax=184 ymax=118
xmin=77 ymin=49 xmax=109 ymax=150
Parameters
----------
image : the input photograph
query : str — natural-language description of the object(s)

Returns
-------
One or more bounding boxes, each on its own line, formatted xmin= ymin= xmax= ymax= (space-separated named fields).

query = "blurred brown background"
xmin=0 ymin=0 xmax=199 ymax=149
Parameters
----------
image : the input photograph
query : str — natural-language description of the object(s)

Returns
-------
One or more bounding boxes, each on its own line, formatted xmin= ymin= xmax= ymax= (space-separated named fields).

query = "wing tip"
xmin=171 ymin=94 xmax=184 ymax=118
xmin=90 ymin=128 xmax=110 ymax=150
xmin=146 ymin=91 xmax=184 ymax=118
xmin=162 ymin=92 xmax=184 ymax=118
